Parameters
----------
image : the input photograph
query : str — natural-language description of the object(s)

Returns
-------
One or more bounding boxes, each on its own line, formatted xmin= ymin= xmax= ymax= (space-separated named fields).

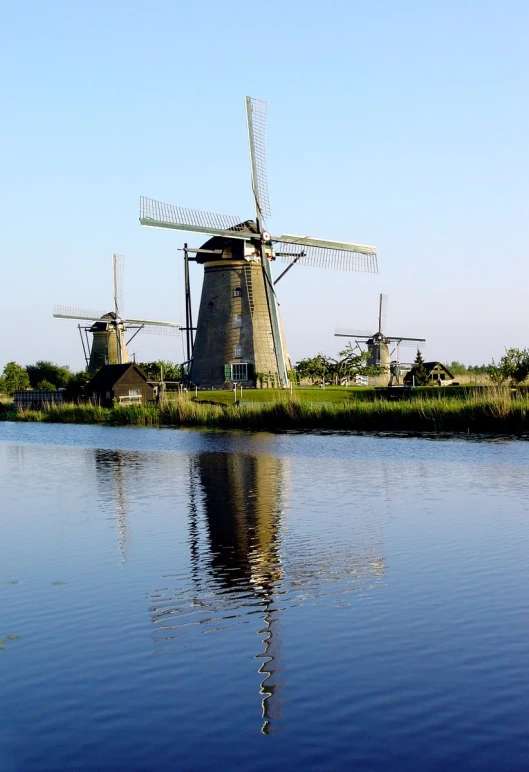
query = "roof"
xmin=90 ymin=311 xmax=119 ymax=332
xmin=86 ymin=363 xmax=150 ymax=391
xmin=406 ymin=361 xmax=455 ymax=378
xmin=196 ymin=220 xmax=258 ymax=264
xmin=423 ymin=362 xmax=454 ymax=378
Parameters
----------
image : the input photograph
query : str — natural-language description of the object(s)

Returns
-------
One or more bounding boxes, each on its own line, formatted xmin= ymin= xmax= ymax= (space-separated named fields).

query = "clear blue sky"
xmin=1 ymin=0 xmax=527 ymax=370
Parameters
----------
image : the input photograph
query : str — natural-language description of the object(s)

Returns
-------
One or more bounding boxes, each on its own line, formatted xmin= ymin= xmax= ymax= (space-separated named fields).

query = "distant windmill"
xmin=139 ymin=95 xmax=377 ymax=388
xmin=54 ymin=253 xmax=181 ymax=374
xmin=335 ymin=294 xmax=425 ymax=380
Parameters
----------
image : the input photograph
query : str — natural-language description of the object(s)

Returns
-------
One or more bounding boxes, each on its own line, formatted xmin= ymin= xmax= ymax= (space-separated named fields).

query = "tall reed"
xmin=6 ymin=387 xmax=529 ymax=433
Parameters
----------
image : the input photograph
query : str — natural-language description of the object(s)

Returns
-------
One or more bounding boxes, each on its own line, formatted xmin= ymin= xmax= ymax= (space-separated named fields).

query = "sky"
xmin=0 ymin=0 xmax=527 ymax=371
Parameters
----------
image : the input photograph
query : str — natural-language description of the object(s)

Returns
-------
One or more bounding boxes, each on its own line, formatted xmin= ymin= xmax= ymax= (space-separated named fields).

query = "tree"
xmin=295 ymin=353 xmax=334 ymax=384
xmin=1 ymin=362 xmax=30 ymax=394
xmin=36 ymin=380 xmax=57 ymax=391
xmin=446 ymin=361 xmax=467 ymax=375
xmin=137 ymin=361 xmax=181 ymax=382
xmin=295 ymin=344 xmax=384 ymax=385
xmin=489 ymin=348 xmax=529 ymax=386
xmin=63 ymin=369 xmax=90 ymax=399
xmin=26 ymin=361 xmax=72 ymax=389
xmin=411 ymin=350 xmax=429 ymax=386
xmin=335 ymin=343 xmax=384 ymax=381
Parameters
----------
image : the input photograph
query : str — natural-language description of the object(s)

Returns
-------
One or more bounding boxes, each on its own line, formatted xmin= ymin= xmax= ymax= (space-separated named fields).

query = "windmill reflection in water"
xmin=148 ymin=445 xmax=386 ymax=735
xmin=190 ymin=450 xmax=285 ymax=734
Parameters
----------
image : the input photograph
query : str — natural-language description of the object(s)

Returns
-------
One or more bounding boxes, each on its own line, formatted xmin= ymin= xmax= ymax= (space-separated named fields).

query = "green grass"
xmin=192 ymin=384 xmax=496 ymax=405
xmin=195 ymin=386 xmax=384 ymax=405
xmin=4 ymin=387 xmax=529 ymax=434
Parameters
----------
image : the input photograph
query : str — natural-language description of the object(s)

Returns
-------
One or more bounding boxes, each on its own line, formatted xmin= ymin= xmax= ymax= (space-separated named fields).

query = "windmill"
xmin=335 ymin=293 xmax=425 ymax=383
xmin=53 ymin=254 xmax=181 ymax=374
xmin=139 ymin=96 xmax=378 ymax=388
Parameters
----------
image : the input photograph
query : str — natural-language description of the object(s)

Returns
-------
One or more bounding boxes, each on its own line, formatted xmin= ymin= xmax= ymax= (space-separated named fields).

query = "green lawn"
xmin=193 ymin=386 xmax=372 ymax=405
xmin=191 ymin=385 xmax=485 ymax=406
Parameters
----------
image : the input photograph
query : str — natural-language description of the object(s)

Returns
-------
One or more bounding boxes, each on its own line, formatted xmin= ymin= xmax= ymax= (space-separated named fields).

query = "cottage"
xmin=403 ymin=361 xmax=456 ymax=386
xmin=85 ymin=364 xmax=154 ymax=407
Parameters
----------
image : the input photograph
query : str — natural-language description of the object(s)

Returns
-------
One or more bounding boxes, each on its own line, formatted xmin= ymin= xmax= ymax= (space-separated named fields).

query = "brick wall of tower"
xmin=247 ymin=261 xmax=281 ymax=377
xmin=189 ymin=259 xmax=285 ymax=387
xmin=89 ymin=328 xmax=129 ymax=374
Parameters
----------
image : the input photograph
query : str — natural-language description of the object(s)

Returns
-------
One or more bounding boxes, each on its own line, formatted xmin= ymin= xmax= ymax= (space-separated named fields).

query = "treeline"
xmin=294 ymin=343 xmax=383 ymax=383
xmin=0 ymin=361 xmax=89 ymax=396
xmin=0 ymin=359 xmax=182 ymax=396
xmin=445 ymin=361 xmax=490 ymax=375
xmin=2 ymin=349 xmax=529 ymax=397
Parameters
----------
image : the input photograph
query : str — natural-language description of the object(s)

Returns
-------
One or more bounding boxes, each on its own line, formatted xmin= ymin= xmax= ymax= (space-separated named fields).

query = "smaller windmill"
xmin=54 ymin=254 xmax=181 ymax=374
xmin=335 ymin=294 xmax=425 ymax=383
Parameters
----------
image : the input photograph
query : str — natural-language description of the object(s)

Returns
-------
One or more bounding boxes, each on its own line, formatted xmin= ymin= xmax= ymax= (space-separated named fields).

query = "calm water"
xmin=1 ymin=423 xmax=528 ymax=770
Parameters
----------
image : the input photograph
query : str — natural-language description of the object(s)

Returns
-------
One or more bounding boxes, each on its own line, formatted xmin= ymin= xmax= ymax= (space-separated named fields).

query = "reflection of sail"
xmin=194 ymin=451 xmax=284 ymax=733
xmin=93 ymin=449 xmax=138 ymax=563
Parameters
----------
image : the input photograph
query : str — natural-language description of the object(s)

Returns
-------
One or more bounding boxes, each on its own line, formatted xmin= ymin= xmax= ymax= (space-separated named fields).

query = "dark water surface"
xmin=1 ymin=423 xmax=528 ymax=770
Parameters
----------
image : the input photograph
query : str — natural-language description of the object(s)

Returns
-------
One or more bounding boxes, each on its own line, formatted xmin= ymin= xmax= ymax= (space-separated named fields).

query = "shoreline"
xmin=2 ymin=391 xmax=529 ymax=435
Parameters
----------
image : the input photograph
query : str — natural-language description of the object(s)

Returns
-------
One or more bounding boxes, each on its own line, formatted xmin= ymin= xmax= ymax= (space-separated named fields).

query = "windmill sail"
xmin=112 ymin=254 xmax=125 ymax=317
xmin=335 ymin=328 xmax=374 ymax=338
xmin=53 ymin=305 xmax=106 ymax=322
xmin=139 ymin=197 xmax=253 ymax=239
xmin=245 ymin=96 xmax=287 ymax=388
xmin=274 ymin=237 xmax=378 ymax=273
xmin=245 ymin=96 xmax=271 ymax=220
xmin=123 ymin=317 xmax=180 ymax=328
xmin=275 ymin=234 xmax=377 ymax=255
xmin=378 ymin=294 xmax=388 ymax=334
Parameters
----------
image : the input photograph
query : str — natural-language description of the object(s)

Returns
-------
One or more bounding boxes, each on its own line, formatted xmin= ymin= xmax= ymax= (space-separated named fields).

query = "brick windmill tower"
xmin=140 ymin=97 xmax=378 ymax=388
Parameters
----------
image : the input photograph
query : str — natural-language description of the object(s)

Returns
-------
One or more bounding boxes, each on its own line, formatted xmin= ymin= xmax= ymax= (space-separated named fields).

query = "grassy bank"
xmin=3 ymin=388 xmax=529 ymax=433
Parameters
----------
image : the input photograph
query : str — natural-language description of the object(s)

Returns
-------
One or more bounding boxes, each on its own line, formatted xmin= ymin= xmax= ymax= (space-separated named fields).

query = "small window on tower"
xmin=234 ymin=315 xmax=242 ymax=328
xmin=235 ymin=344 xmax=243 ymax=358
xmin=233 ymin=287 xmax=242 ymax=297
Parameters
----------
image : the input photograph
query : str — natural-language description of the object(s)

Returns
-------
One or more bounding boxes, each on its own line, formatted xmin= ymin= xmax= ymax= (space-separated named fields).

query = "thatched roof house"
xmin=403 ymin=361 xmax=456 ymax=386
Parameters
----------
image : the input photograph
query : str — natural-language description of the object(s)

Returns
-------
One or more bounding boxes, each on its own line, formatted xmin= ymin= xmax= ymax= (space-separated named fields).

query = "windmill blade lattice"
xmin=139 ymin=197 xmax=251 ymax=239
xmin=135 ymin=324 xmax=180 ymax=336
xmin=53 ymin=305 xmax=106 ymax=322
xmin=398 ymin=341 xmax=423 ymax=348
xmin=113 ymin=254 xmax=125 ymax=317
xmin=275 ymin=241 xmax=378 ymax=273
xmin=123 ymin=317 xmax=180 ymax=329
xmin=379 ymin=294 xmax=388 ymax=334
xmin=335 ymin=328 xmax=374 ymax=338
xmin=245 ymin=97 xmax=271 ymax=219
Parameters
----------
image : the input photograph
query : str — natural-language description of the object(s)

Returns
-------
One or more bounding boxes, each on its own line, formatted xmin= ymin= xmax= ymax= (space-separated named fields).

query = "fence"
xmin=14 ymin=390 xmax=64 ymax=411
xmin=117 ymin=395 xmax=143 ymax=405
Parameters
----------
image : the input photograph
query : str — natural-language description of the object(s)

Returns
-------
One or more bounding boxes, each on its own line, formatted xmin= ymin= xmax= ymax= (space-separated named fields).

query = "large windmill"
xmin=53 ymin=253 xmax=180 ymax=374
xmin=335 ymin=293 xmax=425 ymax=380
xmin=139 ymin=96 xmax=378 ymax=388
